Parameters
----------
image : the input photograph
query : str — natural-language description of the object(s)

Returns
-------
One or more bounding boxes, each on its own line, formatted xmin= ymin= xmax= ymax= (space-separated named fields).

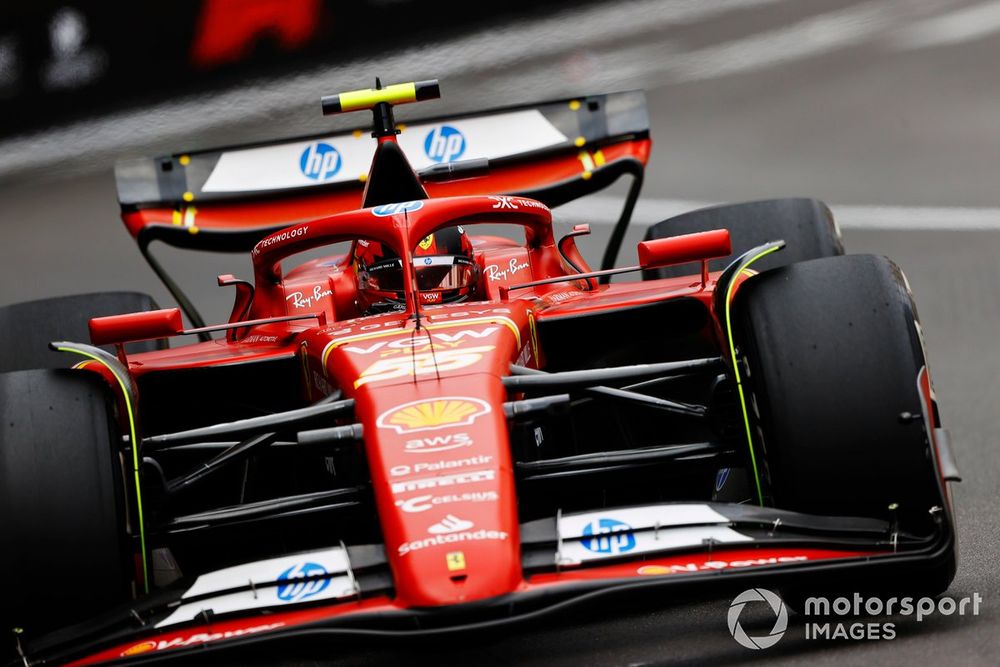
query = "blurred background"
xmin=2 ymin=0 xmax=1000 ymax=317
xmin=1 ymin=0 xmax=998 ymax=664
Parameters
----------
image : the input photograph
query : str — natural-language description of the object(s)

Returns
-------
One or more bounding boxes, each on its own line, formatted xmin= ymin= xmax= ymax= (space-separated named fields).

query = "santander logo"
xmin=428 ymin=514 xmax=474 ymax=534
xmin=397 ymin=513 xmax=509 ymax=556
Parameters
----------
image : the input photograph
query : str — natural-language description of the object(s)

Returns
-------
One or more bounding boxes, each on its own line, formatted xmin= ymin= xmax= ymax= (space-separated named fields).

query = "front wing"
xmin=18 ymin=501 xmax=954 ymax=666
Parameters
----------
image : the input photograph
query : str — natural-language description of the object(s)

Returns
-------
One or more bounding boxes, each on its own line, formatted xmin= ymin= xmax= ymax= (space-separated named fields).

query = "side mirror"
xmin=90 ymin=308 xmax=184 ymax=346
xmin=502 ymin=228 xmax=734 ymax=297
xmin=637 ymin=229 xmax=732 ymax=270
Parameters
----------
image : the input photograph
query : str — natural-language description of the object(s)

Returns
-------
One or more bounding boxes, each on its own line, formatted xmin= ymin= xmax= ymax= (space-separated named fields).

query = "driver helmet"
xmin=355 ymin=226 xmax=479 ymax=313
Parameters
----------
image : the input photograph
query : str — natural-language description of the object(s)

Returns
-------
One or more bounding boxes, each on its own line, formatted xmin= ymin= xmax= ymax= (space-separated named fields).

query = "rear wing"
xmin=116 ymin=90 xmax=649 ymax=251
xmin=115 ymin=90 xmax=650 ymax=330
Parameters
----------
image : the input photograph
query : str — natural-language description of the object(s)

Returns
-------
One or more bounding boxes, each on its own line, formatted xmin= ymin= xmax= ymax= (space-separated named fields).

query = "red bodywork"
xmin=118 ymin=194 xmax=741 ymax=605
xmin=64 ymin=190 xmax=885 ymax=664
xmin=55 ymin=113 xmax=917 ymax=666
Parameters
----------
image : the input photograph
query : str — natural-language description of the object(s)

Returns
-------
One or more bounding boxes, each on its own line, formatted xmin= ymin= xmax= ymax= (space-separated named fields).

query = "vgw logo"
xmin=424 ymin=125 xmax=465 ymax=163
xmin=299 ymin=142 xmax=342 ymax=181
xmin=728 ymin=588 xmax=789 ymax=649
xmin=276 ymin=562 xmax=330 ymax=602
xmin=581 ymin=518 xmax=636 ymax=554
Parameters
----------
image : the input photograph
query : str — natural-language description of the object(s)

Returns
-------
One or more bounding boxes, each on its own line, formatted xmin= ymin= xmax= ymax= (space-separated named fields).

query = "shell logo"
xmin=120 ymin=640 xmax=157 ymax=657
xmin=377 ymin=397 xmax=491 ymax=434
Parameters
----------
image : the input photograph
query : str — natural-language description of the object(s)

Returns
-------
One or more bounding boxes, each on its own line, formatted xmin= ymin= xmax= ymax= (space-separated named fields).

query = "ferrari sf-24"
xmin=0 ymin=79 xmax=959 ymax=665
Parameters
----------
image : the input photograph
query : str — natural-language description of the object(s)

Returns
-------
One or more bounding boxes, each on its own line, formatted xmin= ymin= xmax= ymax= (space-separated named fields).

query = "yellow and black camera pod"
xmin=321 ymin=78 xmax=441 ymax=138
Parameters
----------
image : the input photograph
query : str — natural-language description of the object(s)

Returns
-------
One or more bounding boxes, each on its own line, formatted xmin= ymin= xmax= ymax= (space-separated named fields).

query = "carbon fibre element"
xmin=142 ymin=399 xmax=355 ymax=448
xmin=504 ymin=358 xmax=724 ymax=391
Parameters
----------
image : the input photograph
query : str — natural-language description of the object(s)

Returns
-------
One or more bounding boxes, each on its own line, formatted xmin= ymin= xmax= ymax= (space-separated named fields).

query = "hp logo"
xmin=276 ymin=562 xmax=330 ymax=602
xmin=581 ymin=518 xmax=636 ymax=554
xmin=372 ymin=200 xmax=424 ymax=217
xmin=299 ymin=142 xmax=342 ymax=181
xmin=424 ymin=125 xmax=465 ymax=163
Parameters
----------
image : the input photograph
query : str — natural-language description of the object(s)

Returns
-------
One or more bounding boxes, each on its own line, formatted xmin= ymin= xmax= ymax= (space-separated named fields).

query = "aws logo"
xmin=403 ymin=432 xmax=474 ymax=454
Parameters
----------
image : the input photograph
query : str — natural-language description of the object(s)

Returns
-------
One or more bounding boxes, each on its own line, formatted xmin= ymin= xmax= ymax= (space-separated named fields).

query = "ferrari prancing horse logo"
xmin=446 ymin=551 xmax=467 ymax=571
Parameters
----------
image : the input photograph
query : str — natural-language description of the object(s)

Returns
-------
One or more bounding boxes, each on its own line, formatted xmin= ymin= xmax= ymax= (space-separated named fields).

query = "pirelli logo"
xmin=391 ymin=470 xmax=495 ymax=494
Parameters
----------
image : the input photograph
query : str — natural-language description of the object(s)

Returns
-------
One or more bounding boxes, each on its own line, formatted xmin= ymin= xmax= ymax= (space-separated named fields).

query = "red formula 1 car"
xmin=1 ymin=80 xmax=960 ymax=665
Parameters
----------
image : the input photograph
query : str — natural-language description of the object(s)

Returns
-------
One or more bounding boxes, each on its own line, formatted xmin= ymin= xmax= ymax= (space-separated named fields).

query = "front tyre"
xmin=732 ymin=254 xmax=954 ymax=594
xmin=0 ymin=369 xmax=135 ymax=640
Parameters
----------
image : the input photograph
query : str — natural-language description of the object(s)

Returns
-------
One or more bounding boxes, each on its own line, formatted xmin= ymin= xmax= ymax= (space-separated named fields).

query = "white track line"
xmin=666 ymin=1 xmax=900 ymax=83
xmin=891 ymin=0 xmax=1000 ymax=50
xmin=0 ymin=0 xmax=982 ymax=184
xmin=483 ymin=0 xmax=963 ymax=96
xmin=0 ymin=0 xmax=966 ymax=180
xmin=556 ymin=196 xmax=1000 ymax=231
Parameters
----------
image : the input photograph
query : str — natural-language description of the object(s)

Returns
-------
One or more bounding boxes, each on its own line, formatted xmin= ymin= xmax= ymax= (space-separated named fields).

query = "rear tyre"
xmin=733 ymin=254 xmax=955 ymax=594
xmin=642 ymin=198 xmax=843 ymax=280
xmin=0 ymin=292 xmax=166 ymax=372
xmin=0 ymin=369 xmax=134 ymax=638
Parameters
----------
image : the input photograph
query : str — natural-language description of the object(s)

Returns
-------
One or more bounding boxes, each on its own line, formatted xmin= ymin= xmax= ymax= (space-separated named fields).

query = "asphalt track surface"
xmin=1 ymin=1 xmax=999 ymax=664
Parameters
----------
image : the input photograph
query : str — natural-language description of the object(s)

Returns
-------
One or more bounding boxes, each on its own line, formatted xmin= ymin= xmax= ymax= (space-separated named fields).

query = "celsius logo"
xmin=372 ymin=200 xmax=424 ymax=217
xmin=276 ymin=562 xmax=330 ymax=602
xmin=581 ymin=518 xmax=636 ymax=555
xmin=728 ymin=588 xmax=788 ymax=649
xmin=424 ymin=125 xmax=465 ymax=163
xmin=299 ymin=142 xmax=342 ymax=181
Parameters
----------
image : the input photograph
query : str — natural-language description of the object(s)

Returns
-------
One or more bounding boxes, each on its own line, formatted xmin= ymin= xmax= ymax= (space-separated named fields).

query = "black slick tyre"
xmin=732 ymin=254 xmax=954 ymax=594
xmin=0 ymin=369 xmax=133 ymax=637
xmin=643 ymin=198 xmax=843 ymax=280
xmin=0 ymin=292 xmax=166 ymax=372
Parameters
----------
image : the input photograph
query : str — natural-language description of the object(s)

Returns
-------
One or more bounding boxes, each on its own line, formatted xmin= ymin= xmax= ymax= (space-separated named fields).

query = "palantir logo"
xmin=299 ymin=142 xmax=342 ymax=181
xmin=424 ymin=125 xmax=465 ymax=163
xmin=728 ymin=588 xmax=788 ymax=649
xmin=276 ymin=561 xmax=330 ymax=602
xmin=581 ymin=518 xmax=636 ymax=554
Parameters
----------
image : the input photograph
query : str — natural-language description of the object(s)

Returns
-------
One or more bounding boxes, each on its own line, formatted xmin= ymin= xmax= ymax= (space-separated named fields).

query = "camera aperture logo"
xmin=728 ymin=588 xmax=984 ymax=648
xmin=728 ymin=588 xmax=788 ymax=649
